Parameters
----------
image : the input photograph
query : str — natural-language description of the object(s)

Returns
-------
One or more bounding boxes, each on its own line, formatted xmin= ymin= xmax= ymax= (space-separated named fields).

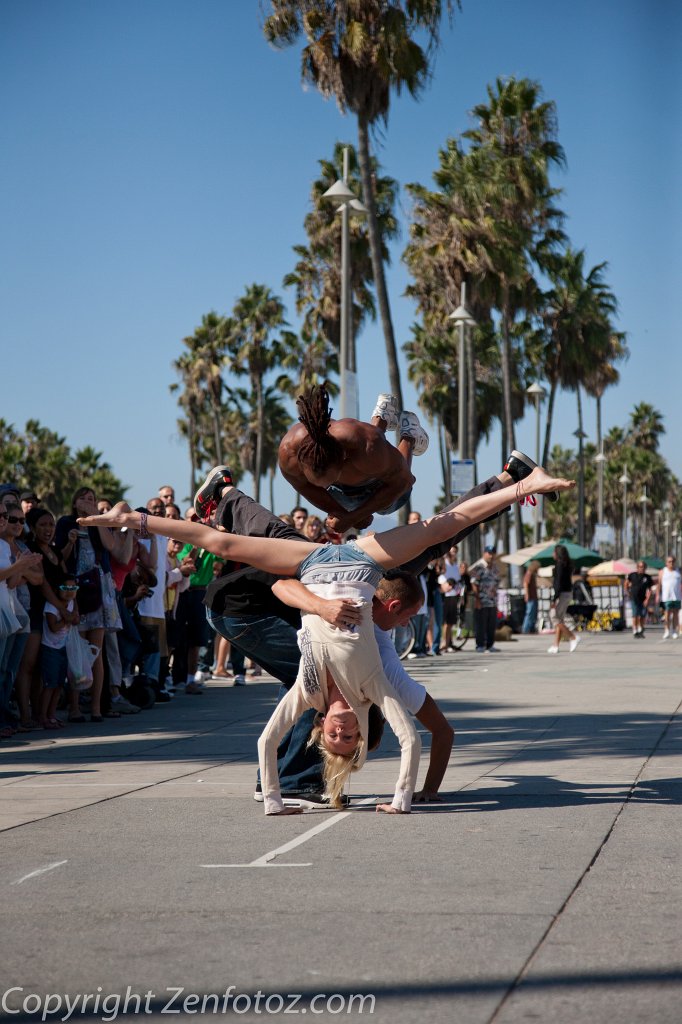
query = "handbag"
xmin=76 ymin=567 xmax=103 ymax=615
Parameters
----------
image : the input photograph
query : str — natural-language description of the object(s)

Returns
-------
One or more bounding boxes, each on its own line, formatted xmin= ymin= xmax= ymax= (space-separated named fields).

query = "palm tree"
xmin=285 ymin=142 xmax=397 ymax=366
xmin=171 ymin=347 xmax=210 ymax=497
xmin=225 ymin=284 xmax=291 ymax=501
xmin=538 ymin=249 xmax=623 ymax=467
xmin=263 ymin=1 xmax=456 ymax=408
xmin=178 ymin=312 xmax=230 ymax=464
xmin=461 ymin=78 xmax=566 ymax=547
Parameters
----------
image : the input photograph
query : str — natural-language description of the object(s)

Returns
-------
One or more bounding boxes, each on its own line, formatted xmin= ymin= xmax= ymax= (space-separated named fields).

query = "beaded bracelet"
xmin=138 ymin=512 xmax=150 ymax=539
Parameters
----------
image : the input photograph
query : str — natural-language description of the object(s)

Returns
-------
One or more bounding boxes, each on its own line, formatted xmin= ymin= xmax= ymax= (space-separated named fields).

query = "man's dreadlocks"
xmin=296 ymin=383 xmax=344 ymax=475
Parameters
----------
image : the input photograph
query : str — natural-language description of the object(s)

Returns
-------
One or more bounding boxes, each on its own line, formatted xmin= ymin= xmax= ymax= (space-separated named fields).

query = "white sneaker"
xmin=569 ymin=636 xmax=581 ymax=653
xmin=371 ymin=393 xmax=400 ymax=430
xmin=233 ymin=674 xmax=246 ymax=687
xmin=486 ymin=645 xmax=501 ymax=653
xmin=399 ymin=411 xmax=429 ymax=455
xmin=672 ymin=632 xmax=679 ymax=640
xmin=193 ymin=671 xmax=207 ymax=687
xmin=663 ymin=630 xmax=670 ymax=640
xmin=547 ymin=645 xmax=559 ymax=655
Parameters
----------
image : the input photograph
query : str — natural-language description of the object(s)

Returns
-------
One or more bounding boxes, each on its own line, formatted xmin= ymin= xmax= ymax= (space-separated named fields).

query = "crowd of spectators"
xmin=0 ymin=481 xmax=316 ymax=741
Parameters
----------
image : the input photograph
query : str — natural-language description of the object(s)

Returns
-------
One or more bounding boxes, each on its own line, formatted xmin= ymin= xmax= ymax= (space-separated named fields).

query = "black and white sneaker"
xmin=504 ymin=450 xmax=558 ymax=503
xmin=193 ymin=466 xmax=234 ymax=520
xmin=252 ymin=787 xmax=349 ymax=808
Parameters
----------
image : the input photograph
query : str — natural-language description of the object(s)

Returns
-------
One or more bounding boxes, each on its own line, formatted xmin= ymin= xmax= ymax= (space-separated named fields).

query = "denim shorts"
xmin=41 ymin=645 xmax=68 ymax=690
xmin=297 ymin=541 xmax=385 ymax=590
xmin=327 ymin=481 xmax=412 ymax=516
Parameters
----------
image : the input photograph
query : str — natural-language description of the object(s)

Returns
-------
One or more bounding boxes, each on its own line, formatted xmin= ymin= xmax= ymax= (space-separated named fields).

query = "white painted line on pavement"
xmin=11 ymin=860 xmax=68 ymax=885
xmin=201 ymin=797 xmax=376 ymax=868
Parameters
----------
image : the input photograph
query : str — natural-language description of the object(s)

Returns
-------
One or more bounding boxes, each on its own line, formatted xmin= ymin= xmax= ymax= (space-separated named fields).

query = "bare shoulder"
xmin=278 ymin=423 xmax=308 ymax=469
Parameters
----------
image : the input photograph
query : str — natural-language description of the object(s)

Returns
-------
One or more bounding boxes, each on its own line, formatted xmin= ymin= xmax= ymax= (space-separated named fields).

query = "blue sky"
xmin=1 ymin=0 xmax=679 ymax=530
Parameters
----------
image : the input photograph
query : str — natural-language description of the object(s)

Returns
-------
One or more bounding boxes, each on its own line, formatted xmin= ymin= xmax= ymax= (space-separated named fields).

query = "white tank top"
xmin=660 ymin=567 xmax=682 ymax=602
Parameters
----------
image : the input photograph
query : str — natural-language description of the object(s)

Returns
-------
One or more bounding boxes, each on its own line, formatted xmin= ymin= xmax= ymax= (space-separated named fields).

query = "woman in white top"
xmin=77 ymin=467 xmax=574 ymax=815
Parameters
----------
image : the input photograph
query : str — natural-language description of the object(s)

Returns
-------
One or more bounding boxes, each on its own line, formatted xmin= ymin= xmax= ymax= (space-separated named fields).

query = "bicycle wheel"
xmin=393 ymin=621 xmax=416 ymax=661
xmin=448 ymin=629 xmax=470 ymax=651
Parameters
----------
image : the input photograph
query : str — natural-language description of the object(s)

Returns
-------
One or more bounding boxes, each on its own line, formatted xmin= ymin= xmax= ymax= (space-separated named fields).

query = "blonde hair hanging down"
xmin=307 ymin=716 xmax=364 ymax=808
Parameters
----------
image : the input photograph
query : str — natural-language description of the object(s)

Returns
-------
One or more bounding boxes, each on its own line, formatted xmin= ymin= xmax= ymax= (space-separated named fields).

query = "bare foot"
xmin=376 ymin=803 xmax=410 ymax=814
xmin=77 ymin=501 xmax=136 ymax=529
xmin=522 ymin=467 xmax=575 ymax=498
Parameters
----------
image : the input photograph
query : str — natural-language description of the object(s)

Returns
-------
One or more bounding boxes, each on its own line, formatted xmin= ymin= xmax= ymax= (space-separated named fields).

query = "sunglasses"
xmin=7 ymin=515 xmax=25 ymax=525
xmin=60 ymin=584 xmax=80 ymax=591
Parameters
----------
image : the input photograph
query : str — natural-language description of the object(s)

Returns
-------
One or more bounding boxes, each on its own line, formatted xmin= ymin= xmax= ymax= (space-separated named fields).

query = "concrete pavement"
xmin=1 ymin=630 xmax=681 ymax=1023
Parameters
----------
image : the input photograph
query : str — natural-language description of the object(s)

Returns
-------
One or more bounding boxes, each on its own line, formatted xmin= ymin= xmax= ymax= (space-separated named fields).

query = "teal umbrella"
xmin=526 ymin=540 xmax=602 ymax=569
xmin=642 ymin=555 xmax=664 ymax=569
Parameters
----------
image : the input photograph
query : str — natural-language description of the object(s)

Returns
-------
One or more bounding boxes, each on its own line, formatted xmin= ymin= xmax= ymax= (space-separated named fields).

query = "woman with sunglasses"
xmin=0 ymin=501 xmax=43 ymax=737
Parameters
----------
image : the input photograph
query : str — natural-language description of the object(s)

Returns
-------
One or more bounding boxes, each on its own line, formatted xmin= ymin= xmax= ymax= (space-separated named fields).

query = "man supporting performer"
xmin=277 ymin=385 xmax=429 ymax=534
xmin=196 ymin=450 xmax=545 ymax=805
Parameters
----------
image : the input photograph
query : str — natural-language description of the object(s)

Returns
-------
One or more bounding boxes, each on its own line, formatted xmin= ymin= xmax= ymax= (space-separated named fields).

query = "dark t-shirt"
xmin=204 ymin=561 xmax=302 ymax=628
xmin=628 ymin=572 xmax=653 ymax=605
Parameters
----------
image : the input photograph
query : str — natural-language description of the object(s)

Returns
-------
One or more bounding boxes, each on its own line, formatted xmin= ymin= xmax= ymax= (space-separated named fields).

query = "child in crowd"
xmin=40 ymin=577 xmax=80 ymax=729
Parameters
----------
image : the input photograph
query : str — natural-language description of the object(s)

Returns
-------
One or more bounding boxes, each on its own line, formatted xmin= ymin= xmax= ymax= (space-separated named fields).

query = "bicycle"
xmin=392 ymin=620 xmax=416 ymax=660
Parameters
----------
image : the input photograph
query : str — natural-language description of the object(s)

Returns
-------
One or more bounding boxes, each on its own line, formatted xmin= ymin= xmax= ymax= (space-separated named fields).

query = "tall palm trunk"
xmin=357 ymin=114 xmax=402 ymax=409
xmin=541 ymin=379 xmax=558 ymax=468
xmin=254 ymin=373 xmax=263 ymax=503
xmin=576 ymin=383 xmax=585 ymax=545
xmin=500 ymin=299 xmax=523 ymax=549
xmin=438 ymin=418 xmax=450 ymax=505
xmin=188 ymin=411 xmax=198 ymax=499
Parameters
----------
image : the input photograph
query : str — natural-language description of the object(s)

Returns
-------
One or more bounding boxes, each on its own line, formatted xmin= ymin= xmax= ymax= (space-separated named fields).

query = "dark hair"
xmin=295 ymin=383 xmax=344 ymax=475
xmin=26 ymin=507 xmax=54 ymax=534
xmin=376 ymin=570 xmax=424 ymax=609
xmin=71 ymin=486 xmax=95 ymax=515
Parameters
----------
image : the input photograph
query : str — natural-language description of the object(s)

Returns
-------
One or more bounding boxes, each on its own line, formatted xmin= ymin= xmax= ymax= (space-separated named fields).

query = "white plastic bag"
xmin=0 ymin=584 xmax=21 ymax=639
xmin=65 ymin=627 xmax=99 ymax=690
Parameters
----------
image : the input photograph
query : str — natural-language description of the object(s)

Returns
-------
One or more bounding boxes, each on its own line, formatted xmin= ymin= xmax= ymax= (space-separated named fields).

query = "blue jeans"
xmin=522 ymin=599 xmax=538 ymax=634
xmin=411 ymin=613 xmax=428 ymax=655
xmin=206 ymin=608 xmax=323 ymax=793
xmin=0 ymin=630 xmax=28 ymax=726
xmin=430 ymin=591 xmax=443 ymax=653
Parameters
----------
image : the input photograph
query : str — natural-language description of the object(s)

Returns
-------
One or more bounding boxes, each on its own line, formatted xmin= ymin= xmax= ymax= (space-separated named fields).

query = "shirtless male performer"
xmin=278 ymin=384 xmax=429 ymax=534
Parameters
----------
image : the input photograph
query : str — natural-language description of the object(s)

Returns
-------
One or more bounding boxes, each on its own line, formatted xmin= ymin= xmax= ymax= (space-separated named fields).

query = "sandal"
xmin=42 ymin=719 xmax=60 ymax=730
xmin=103 ymin=709 xmax=122 ymax=719
xmin=68 ymin=714 xmax=87 ymax=723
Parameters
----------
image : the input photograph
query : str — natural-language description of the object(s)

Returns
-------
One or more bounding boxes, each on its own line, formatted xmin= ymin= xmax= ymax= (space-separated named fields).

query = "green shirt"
xmin=178 ymin=544 xmax=222 ymax=588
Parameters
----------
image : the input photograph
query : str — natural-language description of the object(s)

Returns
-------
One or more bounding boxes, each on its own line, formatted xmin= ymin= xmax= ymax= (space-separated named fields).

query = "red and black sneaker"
xmin=193 ymin=466 xmax=234 ymax=521
xmin=504 ymin=450 xmax=559 ymax=503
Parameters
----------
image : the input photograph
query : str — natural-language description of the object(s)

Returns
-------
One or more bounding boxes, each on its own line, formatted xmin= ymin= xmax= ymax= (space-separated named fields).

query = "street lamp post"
xmin=448 ymin=282 xmax=476 ymax=463
xmin=638 ymin=487 xmax=650 ymax=559
xmin=594 ymin=450 xmax=607 ymax=555
xmin=448 ymin=286 xmax=476 ymax=562
xmin=619 ymin=467 xmax=630 ymax=557
xmin=664 ymin=513 xmax=671 ymax=556
xmin=573 ymin=428 xmax=587 ymax=546
xmin=526 ymin=382 xmax=546 ymax=542
xmin=322 ymin=149 xmax=367 ymax=419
